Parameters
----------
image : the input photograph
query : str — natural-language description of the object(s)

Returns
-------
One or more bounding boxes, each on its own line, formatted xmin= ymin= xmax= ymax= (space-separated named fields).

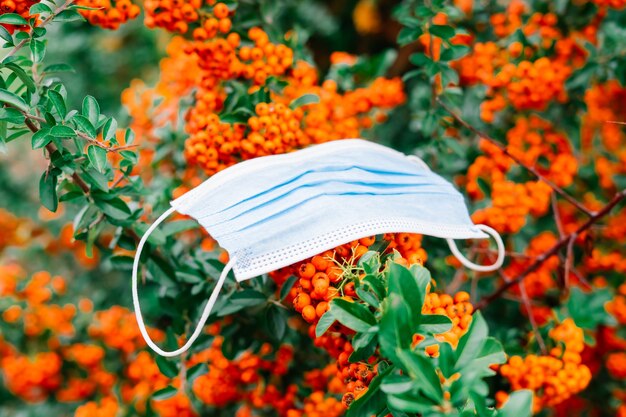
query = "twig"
xmin=563 ymin=234 xmax=577 ymax=295
xmin=22 ymin=111 xmax=137 ymax=152
xmin=500 ymin=269 xmax=547 ymax=354
xmin=24 ymin=117 xmax=91 ymax=193
xmin=4 ymin=0 xmax=75 ymax=59
xmin=476 ymin=189 xmax=626 ymax=310
xmin=436 ymin=97 xmax=596 ymax=218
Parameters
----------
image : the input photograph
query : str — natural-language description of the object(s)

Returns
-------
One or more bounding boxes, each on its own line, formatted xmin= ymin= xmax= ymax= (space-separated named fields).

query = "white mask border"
xmin=131 ymin=206 xmax=237 ymax=357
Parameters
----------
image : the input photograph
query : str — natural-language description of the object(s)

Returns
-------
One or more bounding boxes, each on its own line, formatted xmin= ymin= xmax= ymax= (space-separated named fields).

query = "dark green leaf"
xmin=0 ymin=13 xmax=28 ymax=25
xmin=72 ymin=115 xmax=96 ymax=139
xmin=289 ymin=93 xmax=319 ymax=109
xmin=48 ymin=89 xmax=66 ymax=118
xmin=0 ymin=107 xmax=25 ymax=124
xmin=155 ymin=356 xmax=179 ymax=378
xmin=95 ymin=197 xmax=131 ymax=220
xmin=43 ymin=63 xmax=75 ymax=73
xmin=279 ymin=275 xmax=297 ymax=301
xmin=0 ymin=25 xmax=12 ymax=44
xmin=186 ymin=363 xmax=207 ymax=382
xmin=50 ymin=125 xmax=76 ymax=138
xmin=498 ymin=390 xmax=533 ymax=417
xmin=31 ymin=128 xmax=51 ymax=149
xmin=39 ymin=170 xmax=58 ymax=212
xmin=161 ymin=220 xmax=198 ymax=236
xmin=30 ymin=39 xmax=46 ymax=63
xmin=0 ymin=88 xmax=29 ymax=111
xmin=429 ymin=24 xmax=455 ymax=39
xmin=54 ymin=9 xmax=85 ymax=22
xmin=152 ymin=386 xmax=178 ymax=401
xmin=418 ymin=314 xmax=453 ymax=335
xmin=315 ymin=309 xmax=336 ymax=337
xmin=87 ymin=145 xmax=107 ymax=173
xmin=331 ymin=298 xmax=376 ymax=332
xmin=82 ymin=96 xmax=100 ymax=125
xmin=396 ymin=349 xmax=443 ymax=402
xmin=265 ymin=305 xmax=287 ymax=340
xmin=30 ymin=3 xmax=52 ymax=14
xmin=102 ymin=117 xmax=117 ymax=141
xmin=4 ymin=62 xmax=36 ymax=93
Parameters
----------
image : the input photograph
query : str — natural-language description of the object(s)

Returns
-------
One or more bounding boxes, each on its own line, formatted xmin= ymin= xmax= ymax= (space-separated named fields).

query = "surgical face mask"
xmin=132 ymin=139 xmax=505 ymax=357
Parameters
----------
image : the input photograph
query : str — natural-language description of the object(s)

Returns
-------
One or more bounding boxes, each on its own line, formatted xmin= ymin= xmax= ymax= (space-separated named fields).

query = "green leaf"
xmin=387 ymin=262 xmax=429 ymax=323
xmin=567 ymin=287 xmax=616 ymax=329
xmin=186 ymin=363 xmax=208 ymax=382
xmin=95 ymin=197 xmax=131 ymax=220
xmin=161 ymin=220 xmax=198 ymax=236
xmin=330 ymin=298 xmax=376 ymax=333
xmin=30 ymin=39 xmax=46 ymax=63
xmin=380 ymin=374 xmax=414 ymax=395
xmin=418 ymin=314 xmax=453 ymax=335
xmin=279 ymin=275 xmax=297 ymax=301
xmin=0 ymin=88 xmax=29 ymax=112
xmin=30 ymin=3 xmax=52 ymax=14
xmin=4 ymin=62 xmax=36 ymax=93
xmin=397 ymin=27 xmax=422 ymax=46
xmin=378 ymin=294 xmax=413 ymax=363
xmin=43 ymin=63 xmax=75 ymax=73
xmin=455 ymin=311 xmax=489 ymax=370
xmin=102 ymin=117 xmax=117 ymax=141
xmin=0 ymin=13 xmax=28 ymax=25
xmin=429 ymin=24 xmax=455 ymax=39
xmin=48 ymin=90 xmax=66 ymax=118
xmin=396 ymin=350 xmax=443 ymax=402
xmin=72 ymin=115 xmax=96 ymax=139
xmin=440 ymin=45 xmax=470 ymax=61
xmin=50 ymin=125 xmax=76 ymax=138
xmin=82 ymin=96 xmax=100 ymax=126
xmin=31 ymin=128 xmax=51 ymax=149
xmin=289 ymin=93 xmax=320 ymax=109
xmin=498 ymin=390 xmax=533 ymax=417
xmin=265 ymin=305 xmax=287 ymax=340
xmin=315 ymin=309 xmax=336 ymax=337
xmin=0 ymin=107 xmax=25 ymax=124
xmin=87 ymin=145 xmax=107 ymax=173
xmin=39 ymin=170 xmax=59 ymax=212
xmin=152 ymin=386 xmax=178 ymax=401
xmin=155 ymin=356 xmax=179 ymax=378
xmin=0 ymin=25 xmax=12 ymax=44
xmin=54 ymin=9 xmax=85 ymax=22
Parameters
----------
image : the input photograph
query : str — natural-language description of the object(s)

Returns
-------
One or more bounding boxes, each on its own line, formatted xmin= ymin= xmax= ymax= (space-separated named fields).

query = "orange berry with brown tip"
xmin=212 ymin=2 xmax=229 ymax=18
xmin=302 ymin=305 xmax=317 ymax=323
xmin=293 ymin=292 xmax=311 ymax=312
xmin=299 ymin=262 xmax=316 ymax=279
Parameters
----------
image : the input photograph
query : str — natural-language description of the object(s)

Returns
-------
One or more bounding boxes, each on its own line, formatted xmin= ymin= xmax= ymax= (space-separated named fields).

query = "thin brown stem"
xmin=24 ymin=116 xmax=91 ymax=194
xmin=500 ymin=269 xmax=547 ymax=354
xmin=476 ymin=189 xmax=626 ymax=310
xmin=4 ymin=0 xmax=75 ymax=59
xmin=436 ymin=97 xmax=595 ymax=218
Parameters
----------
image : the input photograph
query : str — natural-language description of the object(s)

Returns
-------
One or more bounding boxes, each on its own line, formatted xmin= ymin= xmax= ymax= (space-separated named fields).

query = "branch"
xmin=476 ymin=189 xmax=626 ymax=310
xmin=4 ymin=0 xmax=76 ymax=59
xmin=25 ymin=117 xmax=90 ymax=194
xmin=436 ymin=97 xmax=595 ymax=218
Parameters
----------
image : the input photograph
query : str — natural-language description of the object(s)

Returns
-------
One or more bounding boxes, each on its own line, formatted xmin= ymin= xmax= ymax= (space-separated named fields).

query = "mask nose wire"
xmin=132 ymin=206 xmax=237 ymax=357
xmin=446 ymin=224 xmax=505 ymax=272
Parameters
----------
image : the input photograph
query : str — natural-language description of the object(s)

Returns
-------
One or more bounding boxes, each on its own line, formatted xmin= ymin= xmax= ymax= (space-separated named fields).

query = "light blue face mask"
xmin=132 ymin=139 xmax=505 ymax=357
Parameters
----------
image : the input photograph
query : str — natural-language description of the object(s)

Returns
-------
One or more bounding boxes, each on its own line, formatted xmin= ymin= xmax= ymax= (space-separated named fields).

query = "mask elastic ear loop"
xmin=407 ymin=154 xmax=430 ymax=171
xmin=446 ymin=224 xmax=505 ymax=272
xmin=132 ymin=207 xmax=237 ymax=357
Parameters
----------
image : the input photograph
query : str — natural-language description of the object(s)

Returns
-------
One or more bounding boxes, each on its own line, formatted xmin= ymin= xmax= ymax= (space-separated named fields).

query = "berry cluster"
xmin=75 ymin=0 xmax=141 ymax=30
xmin=498 ymin=319 xmax=592 ymax=412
